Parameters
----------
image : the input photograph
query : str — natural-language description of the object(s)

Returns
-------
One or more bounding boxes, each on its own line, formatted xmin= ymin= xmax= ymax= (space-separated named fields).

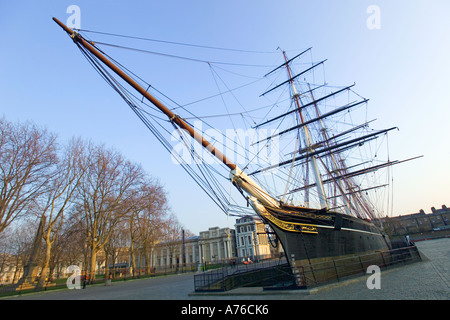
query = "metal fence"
xmin=193 ymin=245 xmax=423 ymax=292
xmin=300 ymin=245 xmax=422 ymax=288
xmin=194 ymin=257 xmax=289 ymax=292
xmin=1 ymin=246 xmax=423 ymax=296
xmin=0 ymin=263 xmax=198 ymax=297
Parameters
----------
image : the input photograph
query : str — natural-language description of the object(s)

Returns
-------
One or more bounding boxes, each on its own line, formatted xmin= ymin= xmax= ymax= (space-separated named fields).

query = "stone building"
xmin=0 ymin=219 xmax=282 ymax=284
xmin=235 ymin=216 xmax=275 ymax=260
xmin=198 ymin=227 xmax=236 ymax=263
xmin=149 ymin=226 xmax=236 ymax=271
xmin=379 ymin=204 xmax=450 ymax=240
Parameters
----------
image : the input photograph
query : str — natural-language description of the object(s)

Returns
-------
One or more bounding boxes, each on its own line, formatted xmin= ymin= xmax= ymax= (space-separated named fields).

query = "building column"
xmin=217 ymin=241 xmax=221 ymax=260
xmin=200 ymin=243 xmax=205 ymax=263
xmin=209 ymin=242 xmax=214 ymax=261
xmin=166 ymin=248 xmax=170 ymax=267
xmin=223 ymin=240 xmax=228 ymax=259
xmin=149 ymin=249 xmax=153 ymax=268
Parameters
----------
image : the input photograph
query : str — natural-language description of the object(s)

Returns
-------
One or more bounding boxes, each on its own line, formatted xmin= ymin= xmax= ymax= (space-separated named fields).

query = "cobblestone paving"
xmin=301 ymin=239 xmax=450 ymax=300
xmin=192 ymin=238 xmax=450 ymax=300
xmin=4 ymin=238 xmax=449 ymax=300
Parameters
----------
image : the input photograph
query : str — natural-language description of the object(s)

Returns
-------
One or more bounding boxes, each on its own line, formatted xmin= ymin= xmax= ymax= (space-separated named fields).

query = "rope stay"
xmin=73 ymin=34 xmax=262 ymax=216
xmin=65 ymin=27 xmax=411 ymax=220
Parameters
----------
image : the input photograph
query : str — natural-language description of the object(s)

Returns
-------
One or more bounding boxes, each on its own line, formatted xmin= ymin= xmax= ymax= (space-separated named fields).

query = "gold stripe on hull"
xmin=253 ymin=200 xmax=318 ymax=234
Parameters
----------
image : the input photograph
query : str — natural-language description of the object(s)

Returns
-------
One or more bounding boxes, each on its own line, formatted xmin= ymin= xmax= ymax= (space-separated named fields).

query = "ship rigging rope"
xmin=170 ymin=121 xmax=231 ymax=212
xmin=75 ymin=32 xmax=368 ymax=216
xmin=74 ymin=37 xmax=254 ymax=216
xmin=67 ymin=30 xmax=408 ymax=221
xmin=75 ymin=28 xmax=278 ymax=54
xmin=90 ymin=38 xmax=268 ymax=167
xmin=88 ymin=41 xmax=275 ymax=68
xmin=84 ymin=32 xmax=281 ymax=168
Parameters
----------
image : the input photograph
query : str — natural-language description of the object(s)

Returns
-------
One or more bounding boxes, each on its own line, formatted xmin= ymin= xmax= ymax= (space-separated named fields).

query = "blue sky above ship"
xmin=1 ymin=1 xmax=449 ymax=233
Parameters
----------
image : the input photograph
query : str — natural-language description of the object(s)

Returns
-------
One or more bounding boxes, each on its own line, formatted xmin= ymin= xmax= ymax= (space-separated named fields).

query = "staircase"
xmin=194 ymin=259 xmax=295 ymax=292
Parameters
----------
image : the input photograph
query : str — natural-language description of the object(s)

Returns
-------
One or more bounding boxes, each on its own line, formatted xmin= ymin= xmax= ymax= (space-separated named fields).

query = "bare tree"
xmin=35 ymin=138 xmax=87 ymax=288
xmin=4 ymin=220 xmax=38 ymax=284
xmin=60 ymin=213 xmax=88 ymax=272
xmin=0 ymin=226 xmax=16 ymax=284
xmin=126 ymin=178 xmax=168 ymax=276
xmin=162 ymin=214 xmax=184 ymax=271
xmin=127 ymin=206 xmax=140 ymax=278
xmin=77 ymin=143 xmax=145 ymax=281
xmin=0 ymin=117 xmax=57 ymax=234
xmin=103 ymin=220 xmax=129 ymax=279
xmin=138 ymin=179 xmax=170 ymax=274
xmin=0 ymin=118 xmax=193 ymax=283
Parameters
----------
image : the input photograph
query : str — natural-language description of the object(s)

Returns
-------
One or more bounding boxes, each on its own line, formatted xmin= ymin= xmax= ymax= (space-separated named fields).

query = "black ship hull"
xmin=254 ymin=203 xmax=391 ymax=284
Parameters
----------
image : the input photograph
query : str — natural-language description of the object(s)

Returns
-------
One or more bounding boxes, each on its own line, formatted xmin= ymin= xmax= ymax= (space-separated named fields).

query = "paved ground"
xmin=4 ymin=238 xmax=449 ymax=300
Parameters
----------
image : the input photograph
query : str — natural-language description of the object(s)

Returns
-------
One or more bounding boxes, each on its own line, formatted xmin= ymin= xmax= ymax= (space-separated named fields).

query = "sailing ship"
xmin=53 ymin=18 xmax=419 ymax=284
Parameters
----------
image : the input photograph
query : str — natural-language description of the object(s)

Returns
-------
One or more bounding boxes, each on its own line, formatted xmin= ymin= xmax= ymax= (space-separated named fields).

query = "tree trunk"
xmin=138 ymin=252 xmax=142 ymax=277
xmin=144 ymin=247 xmax=150 ymax=274
xmin=104 ymin=252 xmax=110 ymax=280
xmin=36 ymin=238 xmax=52 ymax=289
xmin=89 ymin=246 xmax=97 ymax=283
xmin=18 ymin=216 xmax=46 ymax=286
xmin=130 ymin=246 xmax=136 ymax=278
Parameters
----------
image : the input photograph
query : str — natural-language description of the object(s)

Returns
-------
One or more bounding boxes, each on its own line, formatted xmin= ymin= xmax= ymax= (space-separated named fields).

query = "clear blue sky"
xmin=1 ymin=1 xmax=449 ymax=234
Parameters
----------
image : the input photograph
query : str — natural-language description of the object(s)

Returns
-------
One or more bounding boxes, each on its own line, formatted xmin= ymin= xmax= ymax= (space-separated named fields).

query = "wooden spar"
xmin=252 ymin=99 xmax=369 ymax=145
xmin=52 ymin=17 xmax=236 ymax=171
xmin=286 ymin=157 xmax=422 ymax=195
xmin=53 ymin=17 xmax=282 ymax=209
xmin=254 ymin=83 xmax=356 ymax=128
xmin=264 ymin=47 xmax=311 ymax=77
xmin=279 ymin=50 xmax=328 ymax=209
xmin=260 ymin=59 xmax=327 ymax=97
xmin=326 ymin=184 xmax=390 ymax=200
xmin=286 ymin=120 xmax=376 ymax=157
xmin=249 ymin=127 xmax=398 ymax=176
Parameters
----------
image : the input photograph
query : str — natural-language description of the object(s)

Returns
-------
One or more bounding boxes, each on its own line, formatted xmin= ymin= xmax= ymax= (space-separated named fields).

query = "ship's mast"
xmin=307 ymin=83 xmax=352 ymax=215
xmin=52 ymin=17 xmax=280 ymax=209
xmin=281 ymin=51 xmax=329 ymax=209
